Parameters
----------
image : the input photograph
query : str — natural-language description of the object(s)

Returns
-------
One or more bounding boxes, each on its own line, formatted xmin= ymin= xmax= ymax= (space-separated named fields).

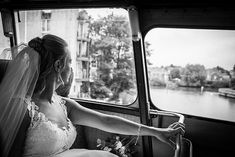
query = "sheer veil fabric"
xmin=0 ymin=46 xmax=40 ymax=157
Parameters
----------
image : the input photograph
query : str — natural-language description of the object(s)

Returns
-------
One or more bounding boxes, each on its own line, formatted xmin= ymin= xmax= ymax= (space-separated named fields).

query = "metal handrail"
xmin=150 ymin=109 xmax=185 ymax=157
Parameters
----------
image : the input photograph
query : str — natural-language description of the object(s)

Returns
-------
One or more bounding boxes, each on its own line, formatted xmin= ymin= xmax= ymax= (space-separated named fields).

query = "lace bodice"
xmin=23 ymin=94 xmax=77 ymax=157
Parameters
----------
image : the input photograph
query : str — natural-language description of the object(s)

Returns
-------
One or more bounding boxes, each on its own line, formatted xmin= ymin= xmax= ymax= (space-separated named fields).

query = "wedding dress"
xmin=23 ymin=94 xmax=117 ymax=157
xmin=23 ymin=94 xmax=77 ymax=157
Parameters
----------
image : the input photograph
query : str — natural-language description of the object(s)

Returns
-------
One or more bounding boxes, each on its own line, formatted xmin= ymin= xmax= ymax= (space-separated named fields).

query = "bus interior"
xmin=1 ymin=0 xmax=235 ymax=157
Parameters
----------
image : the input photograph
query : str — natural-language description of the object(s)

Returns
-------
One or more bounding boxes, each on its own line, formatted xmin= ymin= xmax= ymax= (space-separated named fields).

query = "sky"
xmin=145 ymin=28 xmax=235 ymax=70
xmin=86 ymin=8 xmax=127 ymax=19
xmin=85 ymin=9 xmax=235 ymax=71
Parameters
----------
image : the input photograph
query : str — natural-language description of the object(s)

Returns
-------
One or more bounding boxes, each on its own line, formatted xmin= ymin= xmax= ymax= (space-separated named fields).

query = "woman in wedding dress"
xmin=0 ymin=34 xmax=185 ymax=157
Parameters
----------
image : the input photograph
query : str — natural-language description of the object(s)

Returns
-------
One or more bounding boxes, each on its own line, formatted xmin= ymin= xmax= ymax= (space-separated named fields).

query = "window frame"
xmin=143 ymin=27 xmax=235 ymax=123
xmin=12 ymin=7 xmax=139 ymax=108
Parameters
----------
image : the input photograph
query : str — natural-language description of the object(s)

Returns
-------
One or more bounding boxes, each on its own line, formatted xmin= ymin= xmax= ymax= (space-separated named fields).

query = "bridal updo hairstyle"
xmin=28 ymin=34 xmax=68 ymax=93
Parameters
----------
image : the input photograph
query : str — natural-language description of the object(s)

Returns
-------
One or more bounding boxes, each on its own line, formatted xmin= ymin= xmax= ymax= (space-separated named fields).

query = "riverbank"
xmin=152 ymin=85 xmax=219 ymax=93
xmin=218 ymin=88 xmax=235 ymax=99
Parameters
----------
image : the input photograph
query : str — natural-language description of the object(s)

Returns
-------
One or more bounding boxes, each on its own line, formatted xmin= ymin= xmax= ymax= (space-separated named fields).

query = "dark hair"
xmin=28 ymin=34 xmax=68 ymax=93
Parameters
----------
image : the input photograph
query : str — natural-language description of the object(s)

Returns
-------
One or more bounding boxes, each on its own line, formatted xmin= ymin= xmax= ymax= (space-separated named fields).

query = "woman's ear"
xmin=54 ymin=60 xmax=63 ymax=72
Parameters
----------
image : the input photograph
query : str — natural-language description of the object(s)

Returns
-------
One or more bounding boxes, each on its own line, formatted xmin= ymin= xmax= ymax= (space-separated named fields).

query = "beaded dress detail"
xmin=23 ymin=94 xmax=77 ymax=157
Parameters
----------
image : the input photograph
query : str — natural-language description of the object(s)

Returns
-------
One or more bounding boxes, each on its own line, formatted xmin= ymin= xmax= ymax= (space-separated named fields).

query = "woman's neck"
xmin=39 ymin=88 xmax=54 ymax=103
xmin=33 ymin=75 xmax=56 ymax=103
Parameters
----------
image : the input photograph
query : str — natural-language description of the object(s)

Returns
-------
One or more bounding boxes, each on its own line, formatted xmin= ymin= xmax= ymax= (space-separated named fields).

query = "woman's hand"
xmin=153 ymin=122 xmax=185 ymax=149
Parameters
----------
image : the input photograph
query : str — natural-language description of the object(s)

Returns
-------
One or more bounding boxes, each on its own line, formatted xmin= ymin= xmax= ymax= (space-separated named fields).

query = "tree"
xmin=89 ymin=14 xmax=135 ymax=102
xmin=181 ymin=64 xmax=207 ymax=86
xmin=231 ymin=64 xmax=235 ymax=89
xmin=90 ymin=80 xmax=112 ymax=99
xmin=170 ymin=68 xmax=181 ymax=79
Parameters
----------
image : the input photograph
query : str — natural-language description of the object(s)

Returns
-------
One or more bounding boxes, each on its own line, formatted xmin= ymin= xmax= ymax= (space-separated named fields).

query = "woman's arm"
xmin=64 ymin=97 xmax=185 ymax=148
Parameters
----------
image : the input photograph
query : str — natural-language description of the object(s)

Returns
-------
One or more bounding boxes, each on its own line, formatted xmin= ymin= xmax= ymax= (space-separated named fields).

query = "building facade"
xmin=16 ymin=9 xmax=92 ymax=98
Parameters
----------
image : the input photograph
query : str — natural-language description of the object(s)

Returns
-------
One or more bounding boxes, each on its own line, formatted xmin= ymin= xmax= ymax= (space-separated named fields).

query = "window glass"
xmin=16 ymin=9 xmax=137 ymax=106
xmin=0 ymin=12 xmax=11 ymax=59
xmin=145 ymin=28 xmax=235 ymax=122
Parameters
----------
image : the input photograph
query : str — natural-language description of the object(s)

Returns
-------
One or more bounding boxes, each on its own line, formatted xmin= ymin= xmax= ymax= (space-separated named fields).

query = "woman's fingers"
xmin=169 ymin=122 xmax=185 ymax=129
xmin=169 ymin=122 xmax=185 ymax=136
xmin=173 ymin=126 xmax=185 ymax=135
xmin=154 ymin=122 xmax=185 ymax=150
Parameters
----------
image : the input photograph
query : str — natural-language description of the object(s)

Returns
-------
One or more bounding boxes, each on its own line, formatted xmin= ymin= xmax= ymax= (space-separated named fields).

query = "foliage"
xmin=109 ymin=68 xmax=135 ymax=100
xmin=180 ymin=64 xmax=207 ymax=86
xmin=150 ymin=77 xmax=166 ymax=87
xmin=211 ymin=80 xmax=230 ymax=88
xmin=169 ymin=68 xmax=181 ymax=79
xmin=88 ymin=14 xmax=136 ymax=102
xmin=88 ymin=13 xmax=153 ymax=102
xmin=96 ymin=135 xmax=137 ymax=157
xmin=90 ymin=80 xmax=112 ymax=99
xmin=231 ymin=78 xmax=235 ymax=89
xmin=229 ymin=65 xmax=235 ymax=89
xmin=203 ymin=80 xmax=231 ymax=89
xmin=212 ymin=66 xmax=231 ymax=78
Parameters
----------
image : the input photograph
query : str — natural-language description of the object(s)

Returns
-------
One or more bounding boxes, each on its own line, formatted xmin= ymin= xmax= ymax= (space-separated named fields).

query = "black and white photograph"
xmin=0 ymin=1 xmax=234 ymax=157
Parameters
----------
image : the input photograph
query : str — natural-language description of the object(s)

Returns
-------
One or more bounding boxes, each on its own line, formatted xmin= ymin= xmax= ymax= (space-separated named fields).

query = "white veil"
xmin=0 ymin=45 xmax=40 ymax=157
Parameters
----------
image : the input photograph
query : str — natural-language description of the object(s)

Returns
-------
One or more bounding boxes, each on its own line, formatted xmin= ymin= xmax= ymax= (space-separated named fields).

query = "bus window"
xmin=145 ymin=28 xmax=235 ymax=122
xmin=15 ymin=8 xmax=137 ymax=106
xmin=0 ymin=12 xmax=11 ymax=59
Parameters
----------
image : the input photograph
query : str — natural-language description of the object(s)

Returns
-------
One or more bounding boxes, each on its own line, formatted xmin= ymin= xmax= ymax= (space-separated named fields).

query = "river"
xmin=150 ymin=87 xmax=235 ymax=122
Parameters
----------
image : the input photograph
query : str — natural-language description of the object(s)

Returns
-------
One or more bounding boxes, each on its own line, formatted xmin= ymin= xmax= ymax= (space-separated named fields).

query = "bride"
xmin=0 ymin=34 xmax=185 ymax=157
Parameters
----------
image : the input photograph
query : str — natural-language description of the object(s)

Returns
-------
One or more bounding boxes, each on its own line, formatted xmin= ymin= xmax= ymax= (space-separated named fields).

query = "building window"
xmin=41 ymin=10 xmax=51 ymax=34
xmin=42 ymin=19 xmax=50 ymax=32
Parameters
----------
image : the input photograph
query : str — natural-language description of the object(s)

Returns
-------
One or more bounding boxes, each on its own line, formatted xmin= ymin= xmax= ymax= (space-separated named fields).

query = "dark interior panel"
xmin=139 ymin=7 xmax=235 ymax=36
xmin=152 ymin=115 xmax=235 ymax=157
